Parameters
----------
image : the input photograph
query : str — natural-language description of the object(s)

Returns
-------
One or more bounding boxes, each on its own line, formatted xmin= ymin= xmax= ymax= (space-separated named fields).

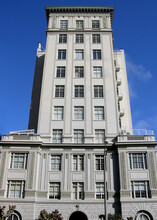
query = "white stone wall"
xmin=37 ymin=13 xmax=119 ymax=142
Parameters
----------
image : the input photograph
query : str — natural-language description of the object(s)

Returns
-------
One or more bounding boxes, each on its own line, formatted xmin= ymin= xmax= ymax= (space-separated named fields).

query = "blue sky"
xmin=0 ymin=0 xmax=157 ymax=136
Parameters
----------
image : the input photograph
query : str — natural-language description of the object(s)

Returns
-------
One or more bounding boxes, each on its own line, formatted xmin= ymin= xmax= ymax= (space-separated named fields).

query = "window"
xmin=96 ymin=183 xmax=104 ymax=199
xmin=7 ymin=181 xmax=25 ymax=198
xmin=75 ymin=49 xmax=84 ymax=60
xmin=95 ymin=155 xmax=104 ymax=170
xmin=93 ymin=67 xmax=102 ymax=78
xmin=92 ymin=34 xmax=100 ymax=43
xmin=59 ymin=34 xmax=67 ymax=43
xmin=58 ymin=50 xmax=66 ymax=59
xmin=76 ymin=20 xmax=84 ymax=29
xmin=74 ymin=130 xmax=84 ymax=143
xmin=131 ymin=181 xmax=151 ymax=198
xmin=73 ymin=155 xmax=84 ymax=171
xmin=51 ymin=155 xmax=61 ymax=170
xmin=74 ymin=106 xmax=84 ymax=120
xmin=49 ymin=182 xmax=60 ymax=199
xmin=52 ymin=130 xmax=63 ymax=143
xmin=75 ymin=66 xmax=84 ymax=78
xmin=129 ymin=153 xmax=147 ymax=169
xmin=72 ymin=183 xmax=84 ymax=200
xmin=56 ymin=67 xmax=65 ymax=78
xmin=95 ymin=130 xmax=105 ymax=143
xmin=76 ymin=34 xmax=84 ymax=43
xmin=93 ymin=50 xmax=101 ymax=59
xmin=55 ymin=85 xmax=64 ymax=98
xmin=94 ymin=86 xmax=103 ymax=98
xmin=54 ymin=106 xmax=64 ymax=120
xmin=94 ymin=107 xmax=104 ymax=120
xmin=92 ymin=20 xmax=100 ymax=28
xmin=74 ymin=86 xmax=84 ymax=98
xmin=10 ymin=153 xmax=28 ymax=169
xmin=60 ymin=20 xmax=68 ymax=29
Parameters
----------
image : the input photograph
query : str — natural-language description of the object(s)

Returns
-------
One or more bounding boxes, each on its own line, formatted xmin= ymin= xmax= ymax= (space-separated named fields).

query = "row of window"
xmin=51 ymin=155 xmax=104 ymax=171
xmin=59 ymin=34 xmax=101 ymax=43
xmin=54 ymin=106 xmax=104 ymax=120
xmin=7 ymin=180 xmax=151 ymax=200
xmin=52 ymin=129 xmax=105 ymax=143
xmin=58 ymin=49 xmax=101 ymax=60
xmin=56 ymin=66 xmax=103 ymax=78
xmin=60 ymin=20 xmax=100 ymax=29
xmin=10 ymin=153 xmax=148 ymax=171
xmin=55 ymin=85 xmax=104 ymax=98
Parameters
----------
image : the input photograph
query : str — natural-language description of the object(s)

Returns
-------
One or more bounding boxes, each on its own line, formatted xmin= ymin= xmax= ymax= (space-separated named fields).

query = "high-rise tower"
xmin=0 ymin=7 xmax=157 ymax=220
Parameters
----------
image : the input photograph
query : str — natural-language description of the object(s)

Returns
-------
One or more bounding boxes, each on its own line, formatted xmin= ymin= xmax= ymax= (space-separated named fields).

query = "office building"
xmin=0 ymin=7 xmax=157 ymax=220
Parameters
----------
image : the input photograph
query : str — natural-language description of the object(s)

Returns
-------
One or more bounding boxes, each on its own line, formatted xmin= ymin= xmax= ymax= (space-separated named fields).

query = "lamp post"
xmin=104 ymin=141 xmax=108 ymax=220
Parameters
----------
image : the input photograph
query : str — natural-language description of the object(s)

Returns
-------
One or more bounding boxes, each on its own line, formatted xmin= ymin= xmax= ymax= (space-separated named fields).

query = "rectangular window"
xmin=73 ymin=155 xmax=84 ymax=171
xmin=58 ymin=50 xmax=66 ymax=59
xmin=131 ymin=181 xmax=151 ymax=198
xmin=55 ymin=85 xmax=64 ymax=98
xmin=96 ymin=183 xmax=104 ymax=199
xmin=93 ymin=50 xmax=101 ymax=59
xmin=75 ymin=49 xmax=84 ymax=60
xmin=53 ymin=106 xmax=64 ymax=120
xmin=95 ymin=155 xmax=104 ymax=170
xmin=129 ymin=153 xmax=147 ymax=169
xmin=95 ymin=130 xmax=105 ymax=143
xmin=74 ymin=86 xmax=84 ymax=98
xmin=49 ymin=182 xmax=60 ymax=199
xmin=75 ymin=66 xmax=84 ymax=78
xmin=76 ymin=20 xmax=84 ymax=29
xmin=74 ymin=130 xmax=84 ymax=143
xmin=72 ymin=183 xmax=84 ymax=200
xmin=94 ymin=86 xmax=103 ymax=98
xmin=52 ymin=130 xmax=63 ymax=143
xmin=93 ymin=67 xmax=102 ymax=78
xmin=60 ymin=20 xmax=68 ymax=29
xmin=59 ymin=34 xmax=67 ymax=43
xmin=56 ymin=67 xmax=65 ymax=78
xmin=7 ymin=181 xmax=25 ymax=198
xmin=94 ymin=107 xmax=104 ymax=120
xmin=76 ymin=34 xmax=84 ymax=43
xmin=51 ymin=155 xmax=61 ymax=171
xmin=74 ymin=106 xmax=84 ymax=120
xmin=92 ymin=20 xmax=100 ymax=29
xmin=10 ymin=153 xmax=28 ymax=169
xmin=92 ymin=34 xmax=100 ymax=43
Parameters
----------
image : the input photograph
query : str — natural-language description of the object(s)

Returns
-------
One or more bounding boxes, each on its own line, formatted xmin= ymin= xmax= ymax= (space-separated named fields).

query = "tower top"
xmin=45 ymin=6 xmax=114 ymax=26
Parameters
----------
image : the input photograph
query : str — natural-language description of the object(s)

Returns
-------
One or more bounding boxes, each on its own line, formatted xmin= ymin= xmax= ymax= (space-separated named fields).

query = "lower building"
xmin=0 ymin=131 xmax=157 ymax=220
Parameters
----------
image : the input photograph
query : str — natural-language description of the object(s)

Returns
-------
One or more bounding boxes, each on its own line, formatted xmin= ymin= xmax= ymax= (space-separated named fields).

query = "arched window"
xmin=7 ymin=211 xmax=22 ymax=220
xmin=136 ymin=211 xmax=153 ymax=220
xmin=69 ymin=211 xmax=88 ymax=220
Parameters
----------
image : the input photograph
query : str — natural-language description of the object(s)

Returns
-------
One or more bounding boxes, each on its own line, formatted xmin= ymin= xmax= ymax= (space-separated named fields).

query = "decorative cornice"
xmin=45 ymin=6 xmax=114 ymax=26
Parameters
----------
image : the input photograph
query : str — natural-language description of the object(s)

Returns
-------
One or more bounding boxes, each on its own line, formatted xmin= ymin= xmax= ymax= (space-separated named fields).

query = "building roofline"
xmin=45 ymin=6 xmax=114 ymax=26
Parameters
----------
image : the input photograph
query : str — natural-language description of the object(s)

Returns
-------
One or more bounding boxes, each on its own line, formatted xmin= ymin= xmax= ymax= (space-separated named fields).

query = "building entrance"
xmin=69 ymin=211 xmax=88 ymax=220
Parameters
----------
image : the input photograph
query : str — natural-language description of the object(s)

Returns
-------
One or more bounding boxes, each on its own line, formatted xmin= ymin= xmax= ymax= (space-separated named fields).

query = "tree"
xmin=39 ymin=209 xmax=63 ymax=220
xmin=0 ymin=205 xmax=16 ymax=220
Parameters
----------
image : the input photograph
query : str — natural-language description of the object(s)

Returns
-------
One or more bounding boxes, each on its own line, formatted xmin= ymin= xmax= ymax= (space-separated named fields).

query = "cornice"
xmin=45 ymin=6 xmax=114 ymax=26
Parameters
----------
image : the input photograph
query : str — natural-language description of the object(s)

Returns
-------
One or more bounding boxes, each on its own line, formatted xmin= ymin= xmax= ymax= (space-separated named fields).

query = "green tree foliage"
xmin=39 ymin=209 xmax=63 ymax=220
xmin=0 ymin=205 xmax=16 ymax=220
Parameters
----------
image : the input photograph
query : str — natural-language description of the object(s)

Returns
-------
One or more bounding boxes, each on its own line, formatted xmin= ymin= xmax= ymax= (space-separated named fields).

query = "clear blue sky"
xmin=0 ymin=0 xmax=157 ymax=136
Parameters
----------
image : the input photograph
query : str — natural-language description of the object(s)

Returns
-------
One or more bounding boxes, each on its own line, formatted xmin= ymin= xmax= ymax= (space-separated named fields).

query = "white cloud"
xmin=133 ymin=114 xmax=157 ymax=136
xmin=128 ymin=81 xmax=137 ymax=98
xmin=126 ymin=56 xmax=152 ymax=81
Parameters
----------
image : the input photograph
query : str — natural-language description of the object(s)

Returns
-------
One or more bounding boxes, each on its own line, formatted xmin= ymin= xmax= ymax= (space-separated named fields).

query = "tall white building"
xmin=0 ymin=7 xmax=157 ymax=220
